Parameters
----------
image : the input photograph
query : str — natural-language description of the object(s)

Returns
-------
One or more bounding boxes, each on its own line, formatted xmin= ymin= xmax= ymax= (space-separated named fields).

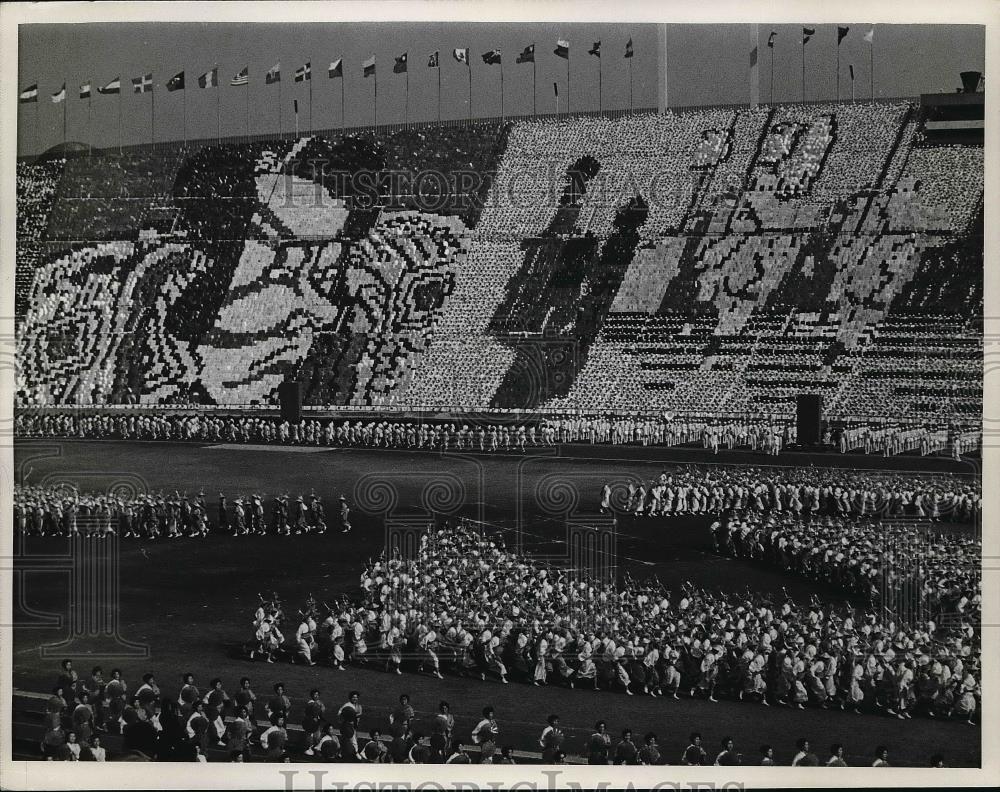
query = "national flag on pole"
xmin=231 ymin=67 xmax=249 ymax=86
xmin=80 ymin=82 xmax=91 ymax=99
xmin=624 ymin=38 xmax=634 ymax=58
xmin=750 ymin=44 xmax=758 ymax=68
xmin=428 ymin=51 xmax=439 ymax=68
xmin=132 ymin=73 xmax=153 ymax=93
xmin=51 ymin=84 xmax=66 ymax=103
xmin=363 ymin=55 xmax=376 ymax=77
xmin=837 ymin=26 xmax=850 ymax=45
xmin=166 ymin=71 xmax=185 ymax=92
xmin=394 ymin=53 xmax=408 ymax=73
xmin=293 ymin=99 xmax=299 ymax=114
xmin=329 ymin=59 xmax=343 ymax=78
xmin=482 ymin=49 xmax=501 ymax=65
xmin=198 ymin=67 xmax=218 ymax=88
xmin=554 ymin=40 xmax=569 ymax=59
xmin=802 ymin=27 xmax=816 ymax=45
xmin=588 ymin=41 xmax=601 ymax=57
xmin=265 ymin=63 xmax=281 ymax=84
xmin=863 ymin=28 xmax=874 ymax=44
xmin=849 ymin=64 xmax=855 ymax=80
xmin=767 ymin=31 xmax=776 ymax=49
xmin=516 ymin=44 xmax=535 ymax=64
xmin=453 ymin=48 xmax=469 ymax=65
xmin=553 ymin=82 xmax=559 ymax=97
xmin=19 ymin=83 xmax=38 ymax=103
xmin=295 ymin=62 xmax=311 ymax=82
xmin=98 ymin=76 xmax=121 ymax=95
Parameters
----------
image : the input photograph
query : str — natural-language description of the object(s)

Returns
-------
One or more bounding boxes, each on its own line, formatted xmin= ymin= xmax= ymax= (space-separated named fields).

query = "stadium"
xmin=9 ymin=20 xmax=984 ymax=772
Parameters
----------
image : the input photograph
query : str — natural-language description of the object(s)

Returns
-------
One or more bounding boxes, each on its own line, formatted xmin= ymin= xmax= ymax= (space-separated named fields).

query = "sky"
xmin=16 ymin=22 xmax=985 ymax=156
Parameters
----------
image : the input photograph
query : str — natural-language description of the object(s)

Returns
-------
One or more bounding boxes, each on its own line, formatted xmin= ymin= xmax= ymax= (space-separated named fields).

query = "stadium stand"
xmin=15 ymin=102 xmax=982 ymax=422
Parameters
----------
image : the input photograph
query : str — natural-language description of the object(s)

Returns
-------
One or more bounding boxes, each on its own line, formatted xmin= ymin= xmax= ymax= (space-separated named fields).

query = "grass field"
xmin=11 ymin=439 xmax=982 ymax=767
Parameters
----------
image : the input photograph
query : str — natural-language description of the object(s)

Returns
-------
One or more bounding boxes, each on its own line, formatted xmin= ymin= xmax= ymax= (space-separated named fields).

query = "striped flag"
xmin=265 ymin=63 xmax=281 ymax=84
xmin=19 ymin=83 xmax=38 ymax=103
xmin=51 ymin=84 xmax=66 ymax=103
xmin=428 ymin=51 xmax=439 ymax=68
xmin=453 ymin=48 xmax=469 ymax=65
xmin=231 ymin=66 xmax=249 ymax=86
xmin=198 ymin=67 xmax=219 ymax=88
xmin=80 ymin=82 xmax=91 ymax=99
xmin=516 ymin=44 xmax=534 ymax=64
xmin=554 ymin=39 xmax=569 ymax=59
xmin=363 ymin=55 xmax=376 ymax=77
xmin=132 ymin=73 xmax=153 ymax=94
xmin=98 ymin=76 xmax=121 ymax=95
xmin=624 ymin=38 xmax=634 ymax=58
xmin=295 ymin=62 xmax=311 ymax=82
xmin=166 ymin=71 xmax=185 ymax=92
xmin=767 ymin=31 xmax=776 ymax=49
xmin=329 ymin=59 xmax=343 ymax=78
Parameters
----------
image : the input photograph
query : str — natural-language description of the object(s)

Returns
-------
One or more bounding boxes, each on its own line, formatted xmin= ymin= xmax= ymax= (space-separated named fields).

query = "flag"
xmin=265 ymin=63 xmax=281 ymax=84
xmin=51 ymin=84 xmax=66 ymax=103
xmin=802 ymin=27 xmax=816 ymax=45
xmin=293 ymin=99 xmax=299 ymax=114
xmin=428 ymin=51 xmax=439 ymax=68
xmin=863 ymin=28 xmax=874 ymax=44
xmin=588 ymin=40 xmax=601 ymax=57
xmin=98 ymin=76 xmax=121 ymax=95
xmin=231 ymin=67 xmax=248 ymax=86
xmin=837 ymin=26 xmax=850 ymax=45
xmin=19 ymin=83 xmax=38 ymax=103
xmin=166 ymin=71 xmax=185 ymax=92
xmin=132 ymin=73 xmax=153 ymax=94
xmin=295 ymin=62 xmax=311 ymax=82
xmin=482 ymin=49 xmax=501 ymax=65
xmin=80 ymin=82 xmax=91 ymax=99
xmin=750 ymin=44 xmax=758 ymax=69
xmin=363 ymin=55 xmax=376 ymax=77
xmin=516 ymin=44 xmax=535 ymax=64
xmin=554 ymin=40 xmax=569 ymax=59
xmin=453 ymin=48 xmax=469 ymax=65
xmin=328 ymin=59 xmax=343 ymax=78
xmin=198 ymin=67 xmax=218 ymax=88
xmin=849 ymin=64 xmax=855 ymax=80
xmin=394 ymin=53 xmax=408 ymax=73
xmin=624 ymin=38 xmax=634 ymax=58
xmin=553 ymin=81 xmax=559 ymax=97
xmin=767 ymin=31 xmax=776 ymax=49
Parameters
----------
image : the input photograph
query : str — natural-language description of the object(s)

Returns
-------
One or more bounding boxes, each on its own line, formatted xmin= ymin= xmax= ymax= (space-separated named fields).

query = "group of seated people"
xmin=38 ymin=656 xmax=942 ymax=765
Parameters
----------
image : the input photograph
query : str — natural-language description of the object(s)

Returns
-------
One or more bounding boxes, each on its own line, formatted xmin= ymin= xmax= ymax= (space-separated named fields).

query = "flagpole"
xmin=770 ymin=43 xmax=774 ymax=104
xmin=836 ymin=42 xmax=841 ymax=102
xmin=405 ymin=67 xmax=409 ymax=126
xmin=278 ymin=74 xmax=282 ymax=137
xmin=88 ymin=80 xmax=92 ymax=156
xmin=246 ymin=67 xmax=251 ymax=140
xmin=341 ymin=72 xmax=346 ymax=134
xmin=309 ymin=72 xmax=313 ymax=134
xmin=151 ymin=77 xmax=155 ymax=149
xmin=499 ymin=57 xmax=504 ymax=121
xmin=183 ymin=81 xmax=187 ymax=147
xmin=532 ymin=50 xmax=537 ymax=117
xmin=437 ymin=61 xmax=441 ymax=124
xmin=802 ymin=38 xmax=806 ymax=101
xmin=870 ymin=37 xmax=874 ymax=103
xmin=628 ymin=52 xmax=633 ymax=112
xmin=374 ymin=67 xmax=378 ymax=129
xmin=567 ymin=50 xmax=570 ymax=115
xmin=467 ymin=59 xmax=472 ymax=122
xmin=598 ymin=52 xmax=603 ymax=115
xmin=118 ymin=86 xmax=122 ymax=154
xmin=217 ymin=68 xmax=221 ymax=144
xmin=63 ymin=86 xmax=67 ymax=148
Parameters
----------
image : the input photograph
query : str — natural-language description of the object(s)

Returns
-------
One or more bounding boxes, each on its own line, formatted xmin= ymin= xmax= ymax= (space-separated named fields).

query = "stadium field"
xmin=11 ymin=440 xmax=982 ymax=767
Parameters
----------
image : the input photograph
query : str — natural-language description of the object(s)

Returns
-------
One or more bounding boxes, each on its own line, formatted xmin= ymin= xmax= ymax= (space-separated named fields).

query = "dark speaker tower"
xmin=796 ymin=393 xmax=822 ymax=445
xmin=278 ymin=381 xmax=303 ymax=424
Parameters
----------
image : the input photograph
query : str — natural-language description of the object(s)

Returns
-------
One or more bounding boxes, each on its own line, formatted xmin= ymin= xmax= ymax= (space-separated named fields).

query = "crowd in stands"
xmin=35 ymin=655 xmax=948 ymax=765
xmin=251 ymin=521 xmax=980 ymax=727
xmin=13 ymin=410 xmax=980 ymax=458
xmin=602 ymin=467 xmax=980 ymax=524
xmin=15 ymin=159 xmax=64 ymax=313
